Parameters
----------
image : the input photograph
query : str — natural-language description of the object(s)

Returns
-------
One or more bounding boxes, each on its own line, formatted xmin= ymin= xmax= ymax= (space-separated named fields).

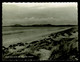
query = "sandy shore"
xmin=2 ymin=26 xmax=78 ymax=61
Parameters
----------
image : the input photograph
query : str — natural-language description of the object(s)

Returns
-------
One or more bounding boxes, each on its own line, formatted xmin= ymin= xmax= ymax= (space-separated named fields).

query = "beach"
xmin=2 ymin=26 xmax=78 ymax=61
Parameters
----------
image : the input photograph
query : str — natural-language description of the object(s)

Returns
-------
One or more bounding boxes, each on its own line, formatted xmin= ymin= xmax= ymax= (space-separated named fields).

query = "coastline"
xmin=2 ymin=26 xmax=78 ymax=61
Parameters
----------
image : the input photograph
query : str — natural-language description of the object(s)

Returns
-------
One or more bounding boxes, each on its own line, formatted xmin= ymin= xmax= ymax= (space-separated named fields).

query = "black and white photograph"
xmin=2 ymin=2 xmax=78 ymax=61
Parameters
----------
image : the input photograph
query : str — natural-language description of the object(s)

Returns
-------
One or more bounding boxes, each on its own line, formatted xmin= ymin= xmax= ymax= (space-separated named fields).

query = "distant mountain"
xmin=2 ymin=24 xmax=77 ymax=27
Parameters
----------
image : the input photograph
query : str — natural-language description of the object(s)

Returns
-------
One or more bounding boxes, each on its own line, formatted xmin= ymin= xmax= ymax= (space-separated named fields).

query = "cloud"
xmin=2 ymin=16 xmax=78 ymax=26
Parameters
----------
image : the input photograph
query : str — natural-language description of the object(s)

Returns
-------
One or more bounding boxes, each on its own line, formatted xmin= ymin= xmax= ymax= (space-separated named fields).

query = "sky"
xmin=2 ymin=2 xmax=78 ymax=26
